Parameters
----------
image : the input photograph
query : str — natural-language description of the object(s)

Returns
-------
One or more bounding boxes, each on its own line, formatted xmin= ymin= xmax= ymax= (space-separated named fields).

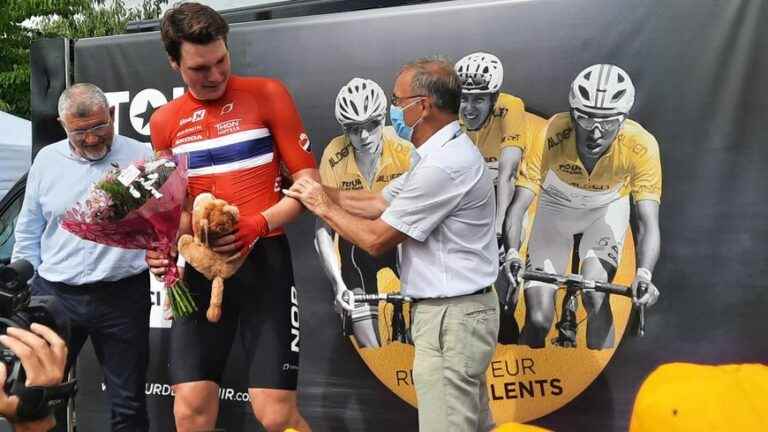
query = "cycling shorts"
xmin=526 ymin=196 xmax=629 ymax=290
xmin=169 ymin=235 xmax=300 ymax=390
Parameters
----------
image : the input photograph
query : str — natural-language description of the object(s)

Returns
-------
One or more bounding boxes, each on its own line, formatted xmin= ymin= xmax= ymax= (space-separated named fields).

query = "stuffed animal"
xmin=178 ymin=193 xmax=247 ymax=322
xmin=191 ymin=192 xmax=240 ymax=245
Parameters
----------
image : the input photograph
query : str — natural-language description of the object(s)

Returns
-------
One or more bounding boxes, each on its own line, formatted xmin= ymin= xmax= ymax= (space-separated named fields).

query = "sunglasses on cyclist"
xmin=343 ymin=117 xmax=384 ymax=135
xmin=572 ymin=110 xmax=625 ymax=132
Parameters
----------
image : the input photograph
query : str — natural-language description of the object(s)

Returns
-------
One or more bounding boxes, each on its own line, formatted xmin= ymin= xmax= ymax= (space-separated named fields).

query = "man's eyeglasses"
xmin=390 ymin=94 xmax=426 ymax=107
xmin=572 ymin=110 xmax=625 ymax=132
xmin=343 ymin=118 xmax=383 ymax=135
xmin=66 ymin=122 xmax=112 ymax=144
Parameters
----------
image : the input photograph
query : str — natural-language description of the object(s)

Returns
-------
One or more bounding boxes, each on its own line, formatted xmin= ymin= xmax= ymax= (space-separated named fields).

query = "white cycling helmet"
xmin=335 ymin=78 xmax=387 ymax=125
xmin=455 ymin=52 xmax=504 ymax=94
xmin=569 ymin=64 xmax=635 ymax=115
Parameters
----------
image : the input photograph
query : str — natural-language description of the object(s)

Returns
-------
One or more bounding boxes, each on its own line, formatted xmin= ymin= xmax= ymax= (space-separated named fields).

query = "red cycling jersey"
xmin=150 ymin=75 xmax=316 ymax=239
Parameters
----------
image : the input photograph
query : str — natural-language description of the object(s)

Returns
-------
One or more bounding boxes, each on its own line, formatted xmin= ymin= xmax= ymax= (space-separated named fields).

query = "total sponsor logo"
xmin=105 ymin=87 xmax=185 ymax=137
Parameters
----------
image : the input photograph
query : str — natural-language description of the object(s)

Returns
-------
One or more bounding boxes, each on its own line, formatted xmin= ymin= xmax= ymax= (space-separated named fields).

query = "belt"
xmin=413 ymin=285 xmax=493 ymax=302
xmin=42 ymin=270 xmax=148 ymax=291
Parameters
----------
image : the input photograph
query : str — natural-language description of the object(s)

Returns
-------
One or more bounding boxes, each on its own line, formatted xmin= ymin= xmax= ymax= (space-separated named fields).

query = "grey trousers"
xmin=411 ymin=290 xmax=500 ymax=432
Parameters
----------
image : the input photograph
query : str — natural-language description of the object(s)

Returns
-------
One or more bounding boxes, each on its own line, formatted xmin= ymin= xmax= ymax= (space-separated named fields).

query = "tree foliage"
xmin=0 ymin=0 xmax=166 ymax=119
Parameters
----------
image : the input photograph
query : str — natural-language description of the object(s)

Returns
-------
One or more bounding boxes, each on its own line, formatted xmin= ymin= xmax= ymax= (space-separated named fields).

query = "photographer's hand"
xmin=0 ymin=364 xmax=55 ymax=431
xmin=0 ymin=362 xmax=19 ymax=419
xmin=0 ymin=324 xmax=68 ymax=387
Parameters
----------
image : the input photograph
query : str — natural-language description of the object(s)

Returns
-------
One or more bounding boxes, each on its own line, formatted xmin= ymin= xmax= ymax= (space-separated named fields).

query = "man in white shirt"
xmin=286 ymin=57 xmax=499 ymax=432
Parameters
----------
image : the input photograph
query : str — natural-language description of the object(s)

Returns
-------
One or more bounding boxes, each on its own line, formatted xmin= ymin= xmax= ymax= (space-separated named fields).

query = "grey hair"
xmin=58 ymin=83 xmax=110 ymax=118
xmin=399 ymin=56 xmax=461 ymax=114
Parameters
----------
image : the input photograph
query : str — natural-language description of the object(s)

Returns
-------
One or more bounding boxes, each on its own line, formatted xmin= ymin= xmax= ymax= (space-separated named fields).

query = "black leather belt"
xmin=413 ymin=285 xmax=493 ymax=302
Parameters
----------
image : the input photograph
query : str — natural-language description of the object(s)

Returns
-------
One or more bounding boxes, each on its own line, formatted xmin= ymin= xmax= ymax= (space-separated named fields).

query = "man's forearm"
xmin=316 ymin=201 xmax=393 ymax=257
xmin=496 ymin=148 xmax=522 ymax=236
xmin=636 ymin=220 xmax=660 ymax=272
xmin=635 ymin=200 xmax=661 ymax=272
xmin=11 ymin=220 xmax=43 ymax=268
xmin=262 ymin=195 xmax=305 ymax=230
xmin=10 ymin=238 xmax=41 ymax=269
xmin=496 ymin=188 xmax=513 ymax=238
xmin=325 ymin=186 xmax=388 ymax=219
xmin=636 ymin=229 xmax=660 ymax=272
xmin=503 ymin=186 xmax=535 ymax=253
xmin=264 ymin=167 xmax=321 ymax=229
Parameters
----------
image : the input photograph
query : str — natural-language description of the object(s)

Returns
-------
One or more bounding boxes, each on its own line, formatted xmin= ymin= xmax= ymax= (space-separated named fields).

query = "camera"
xmin=0 ymin=260 xmax=74 ymax=420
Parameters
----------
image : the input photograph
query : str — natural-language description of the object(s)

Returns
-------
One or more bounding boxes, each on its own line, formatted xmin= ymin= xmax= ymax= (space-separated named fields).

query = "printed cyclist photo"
xmin=324 ymin=55 xmax=665 ymax=424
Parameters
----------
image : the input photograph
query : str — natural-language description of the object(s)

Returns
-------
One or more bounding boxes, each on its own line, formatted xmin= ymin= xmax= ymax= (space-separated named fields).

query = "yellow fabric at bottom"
xmin=629 ymin=362 xmax=768 ymax=432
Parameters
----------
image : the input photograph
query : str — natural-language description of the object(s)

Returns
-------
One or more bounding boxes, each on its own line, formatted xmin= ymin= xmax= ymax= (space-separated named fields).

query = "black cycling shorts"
xmin=168 ymin=235 xmax=300 ymax=390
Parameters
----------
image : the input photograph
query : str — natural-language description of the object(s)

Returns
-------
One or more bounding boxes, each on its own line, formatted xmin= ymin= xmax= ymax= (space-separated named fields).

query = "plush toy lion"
xmin=178 ymin=193 xmax=247 ymax=322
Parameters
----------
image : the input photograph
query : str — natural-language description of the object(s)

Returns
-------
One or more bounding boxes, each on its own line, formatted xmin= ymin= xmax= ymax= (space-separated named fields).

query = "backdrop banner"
xmin=66 ymin=0 xmax=767 ymax=430
xmin=30 ymin=38 xmax=68 ymax=160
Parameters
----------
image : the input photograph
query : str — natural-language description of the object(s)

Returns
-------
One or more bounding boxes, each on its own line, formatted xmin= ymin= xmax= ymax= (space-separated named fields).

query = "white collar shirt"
xmin=381 ymin=121 xmax=498 ymax=299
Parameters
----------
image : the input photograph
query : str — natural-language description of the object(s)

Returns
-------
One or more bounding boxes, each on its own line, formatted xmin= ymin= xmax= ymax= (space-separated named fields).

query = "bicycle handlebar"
xmin=342 ymin=291 xmax=413 ymax=306
xmin=521 ymin=269 xmax=633 ymax=297
xmin=519 ymin=268 xmax=646 ymax=337
xmin=339 ymin=291 xmax=412 ymax=341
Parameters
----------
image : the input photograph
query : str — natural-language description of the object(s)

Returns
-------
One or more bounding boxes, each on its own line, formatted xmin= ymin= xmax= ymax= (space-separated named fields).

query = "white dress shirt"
xmin=381 ymin=121 xmax=498 ymax=299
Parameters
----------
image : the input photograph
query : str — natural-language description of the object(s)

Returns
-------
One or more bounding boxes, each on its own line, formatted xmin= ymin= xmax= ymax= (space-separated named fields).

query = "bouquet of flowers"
xmin=61 ymin=156 xmax=197 ymax=317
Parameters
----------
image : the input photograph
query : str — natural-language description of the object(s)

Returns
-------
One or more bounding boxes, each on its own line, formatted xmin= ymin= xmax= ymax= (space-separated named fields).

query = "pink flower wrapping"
xmin=60 ymin=157 xmax=197 ymax=316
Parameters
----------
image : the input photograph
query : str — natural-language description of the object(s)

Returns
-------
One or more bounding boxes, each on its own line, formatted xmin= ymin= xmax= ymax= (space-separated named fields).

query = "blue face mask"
xmin=389 ymin=99 xmax=423 ymax=142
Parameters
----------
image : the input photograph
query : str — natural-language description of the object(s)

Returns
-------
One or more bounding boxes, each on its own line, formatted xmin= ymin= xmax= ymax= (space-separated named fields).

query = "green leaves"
xmin=0 ymin=0 xmax=167 ymax=119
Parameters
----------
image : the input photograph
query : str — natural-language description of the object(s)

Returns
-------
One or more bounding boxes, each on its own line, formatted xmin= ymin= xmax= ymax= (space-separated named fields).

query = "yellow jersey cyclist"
xmin=455 ymin=52 xmax=528 ymax=237
xmin=456 ymin=52 xmax=530 ymax=343
xmin=315 ymin=78 xmax=412 ymax=348
xmin=503 ymin=64 xmax=662 ymax=349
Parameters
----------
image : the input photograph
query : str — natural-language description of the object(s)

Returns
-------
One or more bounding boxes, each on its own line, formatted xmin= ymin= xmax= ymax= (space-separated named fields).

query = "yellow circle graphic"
xmin=353 ymin=233 xmax=635 ymax=423
xmin=346 ymin=112 xmax=638 ymax=423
